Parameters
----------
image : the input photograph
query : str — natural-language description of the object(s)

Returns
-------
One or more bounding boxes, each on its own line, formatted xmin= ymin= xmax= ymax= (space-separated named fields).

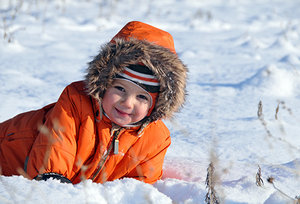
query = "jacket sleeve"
xmin=26 ymin=83 xmax=82 ymax=181
xmin=125 ymin=130 xmax=171 ymax=184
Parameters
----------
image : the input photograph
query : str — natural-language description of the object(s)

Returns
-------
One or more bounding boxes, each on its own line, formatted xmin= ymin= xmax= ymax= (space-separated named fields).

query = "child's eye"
xmin=114 ymin=86 xmax=125 ymax=92
xmin=137 ymin=94 xmax=149 ymax=101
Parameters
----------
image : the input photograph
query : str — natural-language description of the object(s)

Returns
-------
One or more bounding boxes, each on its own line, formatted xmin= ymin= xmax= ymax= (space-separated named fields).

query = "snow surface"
xmin=1 ymin=0 xmax=300 ymax=203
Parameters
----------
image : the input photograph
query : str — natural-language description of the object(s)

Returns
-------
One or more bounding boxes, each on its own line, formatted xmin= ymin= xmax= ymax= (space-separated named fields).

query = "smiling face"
xmin=102 ymin=79 xmax=152 ymax=126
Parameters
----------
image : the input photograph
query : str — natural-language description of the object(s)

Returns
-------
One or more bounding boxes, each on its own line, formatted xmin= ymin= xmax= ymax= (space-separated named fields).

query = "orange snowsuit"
xmin=0 ymin=81 xmax=170 ymax=184
xmin=0 ymin=21 xmax=188 ymax=184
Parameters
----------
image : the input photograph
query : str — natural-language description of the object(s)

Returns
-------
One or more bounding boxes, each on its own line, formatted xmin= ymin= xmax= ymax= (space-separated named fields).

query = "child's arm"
xmin=26 ymin=82 xmax=85 ymax=182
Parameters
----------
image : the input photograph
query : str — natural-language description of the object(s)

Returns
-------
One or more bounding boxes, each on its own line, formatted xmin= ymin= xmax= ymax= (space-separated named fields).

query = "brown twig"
xmin=256 ymin=165 xmax=264 ymax=187
xmin=267 ymin=176 xmax=297 ymax=202
xmin=205 ymin=162 xmax=220 ymax=204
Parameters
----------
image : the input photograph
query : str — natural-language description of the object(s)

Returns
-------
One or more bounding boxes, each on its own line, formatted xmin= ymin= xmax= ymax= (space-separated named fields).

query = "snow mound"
xmin=0 ymin=176 xmax=172 ymax=204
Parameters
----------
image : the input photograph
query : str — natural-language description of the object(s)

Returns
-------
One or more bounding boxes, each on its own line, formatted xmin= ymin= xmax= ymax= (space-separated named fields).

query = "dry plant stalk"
xmin=37 ymin=118 xmax=64 ymax=174
xmin=256 ymin=165 xmax=264 ymax=187
xmin=16 ymin=168 xmax=48 ymax=204
xmin=275 ymin=103 xmax=280 ymax=120
xmin=295 ymin=196 xmax=300 ymax=204
xmin=259 ymin=100 xmax=300 ymax=152
xmin=127 ymin=147 xmax=149 ymax=183
xmin=257 ymin=100 xmax=273 ymax=138
xmin=258 ymin=101 xmax=300 ymax=201
xmin=12 ymin=0 xmax=24 ymax=20
xmin=17 ymin=168 xmax=31 ymax=180
xmin=2 ymin=17 xmax=13 ymax=43
xmin=267 ymin=176 xmax=299 ymax=203
xmin=0 ymin=118 xmax=64 ymax=203
xmin=257 ymin=100 xmax=263 ymax=118
xmin=76 ymin=159 xmax=88 ymax=181
xmin=278 ymin=100 xmax=293 ymax=115
xmin=1 ymin=0 xmax=23 ymax=43
xmin=275 ymin=100 xmax=293 ymax=119
xmin=170 ymin=118 xmax=190 ymax=138
xmin=274 ymin=102 xmax=287 ymax=135
xmin=205 ymin=162 xmax=220 ymax=204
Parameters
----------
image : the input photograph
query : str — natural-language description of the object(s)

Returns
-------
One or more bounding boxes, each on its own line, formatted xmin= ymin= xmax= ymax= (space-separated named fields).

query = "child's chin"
xmin=111 ymin=118 xmax=130 ymax=127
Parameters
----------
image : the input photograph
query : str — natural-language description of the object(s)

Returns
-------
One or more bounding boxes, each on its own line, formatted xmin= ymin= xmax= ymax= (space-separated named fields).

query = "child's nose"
xmin=121 ymin=95 xmax=134 ymax=108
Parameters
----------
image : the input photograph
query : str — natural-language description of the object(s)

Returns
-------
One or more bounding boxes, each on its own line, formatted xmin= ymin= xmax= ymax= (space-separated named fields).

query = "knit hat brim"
xmin=115 ymin=64 xmax=159 ymax=116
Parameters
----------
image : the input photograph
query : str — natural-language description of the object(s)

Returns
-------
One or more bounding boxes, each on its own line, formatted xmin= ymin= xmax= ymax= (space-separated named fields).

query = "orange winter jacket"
xmin=0 ymin=81 xmax=171 ymax=184
xmin=0 ymin=21 xmax=188 ymax=184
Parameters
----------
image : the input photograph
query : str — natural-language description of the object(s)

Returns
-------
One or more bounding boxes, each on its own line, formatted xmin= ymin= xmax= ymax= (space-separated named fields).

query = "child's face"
xmin=102 ymin=79 xmax=152 ymax=126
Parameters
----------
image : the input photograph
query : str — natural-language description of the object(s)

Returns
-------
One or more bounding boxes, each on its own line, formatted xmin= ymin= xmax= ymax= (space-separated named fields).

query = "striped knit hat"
xmin=115 ymin=64 xmax=160 ymax=116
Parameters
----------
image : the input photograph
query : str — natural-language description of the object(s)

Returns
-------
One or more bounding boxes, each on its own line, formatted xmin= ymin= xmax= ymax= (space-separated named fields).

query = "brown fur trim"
xmin=85 ymin=38 xmax=188 ymax=122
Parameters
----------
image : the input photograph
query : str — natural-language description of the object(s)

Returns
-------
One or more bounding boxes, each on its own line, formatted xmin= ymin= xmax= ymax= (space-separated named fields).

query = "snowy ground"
xmin=1 ymin=0 xmax=300 ymax=203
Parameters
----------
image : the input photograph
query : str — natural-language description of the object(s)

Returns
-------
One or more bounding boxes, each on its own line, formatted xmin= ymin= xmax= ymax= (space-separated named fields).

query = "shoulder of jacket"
xmin=66 ymin=81 xmax=87 ymax=94
xmin=59 ymin=81 xmax=94 ymax=117
xmin=61 ymin=81 xmax=92 ymax=103
xmin=143 ymin=120 xmax=170 ymax=139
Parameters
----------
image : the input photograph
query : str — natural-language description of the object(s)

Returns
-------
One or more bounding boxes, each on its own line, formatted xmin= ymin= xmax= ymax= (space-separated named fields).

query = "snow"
xmin=1 ymin=0 xmax=300 ymax=203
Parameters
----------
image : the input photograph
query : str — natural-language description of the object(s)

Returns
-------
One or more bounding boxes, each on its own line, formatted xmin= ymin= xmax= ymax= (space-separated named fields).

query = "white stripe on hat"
xmin=118 ymin=72 xmax=159 ymax=86
xmin=119 ymin=71 xmax=160 ymax=86
xmin=124 ymin=67 xmax=157 ymax=79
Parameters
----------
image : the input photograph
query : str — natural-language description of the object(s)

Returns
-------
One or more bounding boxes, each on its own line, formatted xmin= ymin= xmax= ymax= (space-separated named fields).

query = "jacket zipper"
xmin=91 ymin=128 xmax=122 ymax=181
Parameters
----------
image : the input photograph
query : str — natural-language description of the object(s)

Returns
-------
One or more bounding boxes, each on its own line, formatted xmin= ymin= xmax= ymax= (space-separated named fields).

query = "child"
xmin=0 ymin=21 xmax=188 ymax=184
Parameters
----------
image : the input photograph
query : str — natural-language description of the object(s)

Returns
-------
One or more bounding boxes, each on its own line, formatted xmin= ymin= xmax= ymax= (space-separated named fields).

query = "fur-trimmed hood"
xmin=85 ymin=21 xmax=188 ymax=122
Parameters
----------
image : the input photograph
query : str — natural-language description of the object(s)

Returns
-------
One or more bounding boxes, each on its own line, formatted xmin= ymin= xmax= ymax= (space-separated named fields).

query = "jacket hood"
xmin=85 ymin=21 xmax=188 ymax=122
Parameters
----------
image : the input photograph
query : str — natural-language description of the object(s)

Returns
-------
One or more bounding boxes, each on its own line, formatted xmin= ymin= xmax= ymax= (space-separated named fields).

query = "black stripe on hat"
xmin=115 ymin=74 xmax=160 ymax=93
xmin=115 ymin=64 xmax=160 ymax=93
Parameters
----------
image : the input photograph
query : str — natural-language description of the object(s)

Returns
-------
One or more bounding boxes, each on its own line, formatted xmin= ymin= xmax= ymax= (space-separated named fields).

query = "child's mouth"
xmin=115 ymin=108 xmax=130 ymax=116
